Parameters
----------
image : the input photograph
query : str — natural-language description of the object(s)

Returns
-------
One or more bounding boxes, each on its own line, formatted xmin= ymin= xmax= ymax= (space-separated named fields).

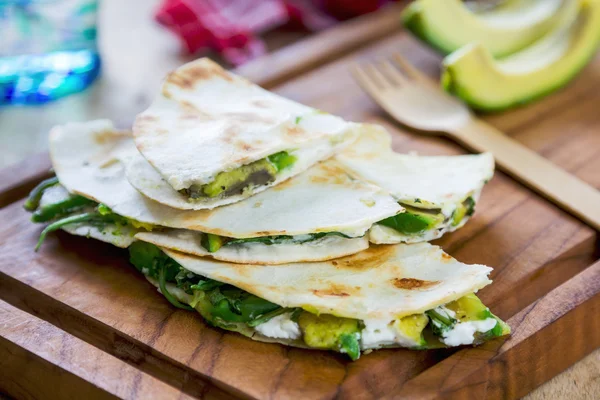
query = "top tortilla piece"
xmin=132 ymin=58 xmax=360 ymax=209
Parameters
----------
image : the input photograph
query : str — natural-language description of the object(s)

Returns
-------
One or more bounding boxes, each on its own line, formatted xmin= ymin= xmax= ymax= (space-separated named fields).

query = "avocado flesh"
xmin=298 ymin=312 xmax=360 ymax=353
xmin=452 ymin=196 xmax=476 ymax=227
xmin=402 ymin=0 xmax=576 ymax=58
xmin=378 ymin=205 xmax=444 ymax=235
xmin=201 ymin=233 xmax=224 ymax=253
xmin=394 ymin=314 xmax=429 ymax=346
xmin=183 ymin=151 xmax=297 ymax=199
xmin=442 ymin=0 xmax=600 ymax=112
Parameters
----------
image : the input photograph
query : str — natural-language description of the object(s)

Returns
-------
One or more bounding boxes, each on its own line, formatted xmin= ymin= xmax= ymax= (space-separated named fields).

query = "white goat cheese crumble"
xmin=441 ymin=318 xmax=497 ymax=346
xmin=255 ymin=312 xmax=301 ymax=340
xmin=360 ymin=319 xmax=420 ymax=350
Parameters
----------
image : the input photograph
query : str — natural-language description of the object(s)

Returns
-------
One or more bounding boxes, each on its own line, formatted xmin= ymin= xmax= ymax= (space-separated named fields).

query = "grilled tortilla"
xmin=126 ymin=242 xmax=509 ymax=360
xmin=131 ymin=58 xmax=360 ymax=210
xmin=336 ymin=125 xmax=494 ymax=244
xmin=42 ymin=120 xmax=400 ymax=264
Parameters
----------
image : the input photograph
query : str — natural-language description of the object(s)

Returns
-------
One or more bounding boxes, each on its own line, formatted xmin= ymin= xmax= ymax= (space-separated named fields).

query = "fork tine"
xmin=378 ymin=61 xmax=408 ymax=86
xmin=392 ymin=53 xmax=429 ymax=82
xmin=351 ymin=65 xmax=383 ymax=96
xmin=364 ymin=63 xmax=392 ymax=89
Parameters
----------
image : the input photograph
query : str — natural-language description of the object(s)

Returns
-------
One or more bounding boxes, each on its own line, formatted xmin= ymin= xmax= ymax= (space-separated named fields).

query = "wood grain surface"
xmin=0 ymin=299 xmax=204 ymax=400
xmin=1 ymin=2 xmax=600 ymax=399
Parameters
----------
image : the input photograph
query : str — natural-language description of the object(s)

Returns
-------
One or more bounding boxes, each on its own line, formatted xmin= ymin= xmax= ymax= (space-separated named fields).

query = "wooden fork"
xmin=352 ymin=53 xmax=600 ymax=231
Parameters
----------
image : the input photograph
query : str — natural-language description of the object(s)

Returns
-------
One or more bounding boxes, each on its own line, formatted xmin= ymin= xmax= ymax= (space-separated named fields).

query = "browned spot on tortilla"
xmin=331 ymin=245 xmax=395 ymax=270
xmin=223 ymin=112 xmax=275 ymax=125
xmin=180 ymin=100 xmax=212 ymax=121
xmin=392 ymin=278 xmax=439 ymax=290
xmin=157 ymin=128 xmax=168 ymax=135
xmin=331 ymin=261 xmax=338 ymax=266
xmin=136 ymin=115 xmax=157 ymax=123
xmin=253 ymin=201 xmax=262 ymax=208
xmin=93 ymin=129 xmax=131 ymax=145
xmin=312 ymin=284 xmax=356 ymax=297
xmin=251 ymin=100 xmax=271 ymax=108
xmin=221 ymin=124 xmax=240 ymax=144
xmin=284 ymin=125 xmax=305 ymax=137
xmin=309 ymin=163 xmax=354 ymax=186
xmin=441 ymin=253 xmax=453 ymax=262
xmin=181 ymin=209 xmax=213 ymax=224
xmin=234 ymin=140 xmax=254 ymax=152
xmin=166 ymin=61 xmax=233 ymax=90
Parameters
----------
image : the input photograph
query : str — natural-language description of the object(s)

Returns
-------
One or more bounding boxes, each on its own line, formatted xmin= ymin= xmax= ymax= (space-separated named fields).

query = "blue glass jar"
xmin=0 ymin=0 xmax=101 ymax=105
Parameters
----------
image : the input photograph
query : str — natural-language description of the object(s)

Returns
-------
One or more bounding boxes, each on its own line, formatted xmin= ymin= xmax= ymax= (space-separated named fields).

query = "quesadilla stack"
xmin=25 ymin=58 xmax=509 ymax=360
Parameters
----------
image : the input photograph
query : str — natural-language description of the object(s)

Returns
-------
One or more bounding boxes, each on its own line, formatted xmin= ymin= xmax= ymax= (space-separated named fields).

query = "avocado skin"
xmin=441 ymin=0 xmax=600 ymax=113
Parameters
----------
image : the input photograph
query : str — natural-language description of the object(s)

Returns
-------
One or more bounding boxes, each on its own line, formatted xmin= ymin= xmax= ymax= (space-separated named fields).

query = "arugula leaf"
xmin=128 ymin=241 xmax=180 ymax=281
xmin=223 ymin=231 xmax=351 ymax=247
xmin=426 ymin=308 xmax=457 ymax=336
xmin=158 ymin=261 xmax=194 ymax=310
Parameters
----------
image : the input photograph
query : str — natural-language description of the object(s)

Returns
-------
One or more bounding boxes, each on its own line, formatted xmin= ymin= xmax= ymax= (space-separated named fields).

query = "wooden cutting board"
xmin=1 ymin=4 xmax=599 ymax=399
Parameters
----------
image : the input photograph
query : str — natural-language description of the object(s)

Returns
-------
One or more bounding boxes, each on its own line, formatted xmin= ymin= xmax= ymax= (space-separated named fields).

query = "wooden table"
xmin=0 ymin=0 xmax=598 ymax=398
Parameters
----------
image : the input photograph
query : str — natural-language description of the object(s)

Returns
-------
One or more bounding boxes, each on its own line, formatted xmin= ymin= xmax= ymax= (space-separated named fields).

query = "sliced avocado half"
xmin=442 ymin=0 xmax=600 ymax=112
xmin=402 ymin=0 xmax=577 ymax=58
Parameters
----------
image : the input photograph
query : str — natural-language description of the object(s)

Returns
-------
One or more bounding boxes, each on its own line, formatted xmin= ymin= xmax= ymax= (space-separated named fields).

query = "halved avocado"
xmin=442 ymin=0 xmax=600 ymax=112
xmin=402 ymin=0 xmax=576 ymax=58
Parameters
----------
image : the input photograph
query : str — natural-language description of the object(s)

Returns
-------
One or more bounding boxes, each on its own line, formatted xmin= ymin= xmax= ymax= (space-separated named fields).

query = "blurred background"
xmin=0 ymin=0 xmax=407 ymax=169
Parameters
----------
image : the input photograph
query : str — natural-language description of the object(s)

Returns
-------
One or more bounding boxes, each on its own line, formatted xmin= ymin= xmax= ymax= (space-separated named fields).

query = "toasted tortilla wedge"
xmin=48 ymin=120 xmax=400 ymax=263
xmin=136 ymin=229 xmax=369 ymax=265
xmin=163 ymin=242 xmax=492 ymax=321
xmin=131 ymin=58 xmax=360 ymax=210
xmin=336 ymin=125 xmax=494 ymax=243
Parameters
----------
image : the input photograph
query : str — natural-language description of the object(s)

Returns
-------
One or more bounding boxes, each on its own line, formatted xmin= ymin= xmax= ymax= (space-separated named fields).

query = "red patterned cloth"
xmin=156 ymin=0 xmax=394 ymax=65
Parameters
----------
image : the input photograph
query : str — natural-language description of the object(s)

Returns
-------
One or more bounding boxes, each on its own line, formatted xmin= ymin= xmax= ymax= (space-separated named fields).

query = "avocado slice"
xmin=442 ymin=0 xmax=600 ymax=111
xmin=202 ymin=158 xmax=277 ymax=198
xmin=201 ymin=233 xmax=224 ymax=253
xmin=183 ymin=151 xmax=297 ymax=199
xmin=394 ymin=314 xmax=429 ymax=346
xmin=378 ymin=205 xmax=444 ymax=235
xmin=445 ymin=294 xmax=512 ymax=341
xmin=402 ymin=0 xmax=577 ymax=58
xmin=298 ymin=312 xmax=361 ymax=359
xmin=451 ymin=196 xmax=476 ymax=227
xmin=445 ymin=293 xmax=491 ymax=321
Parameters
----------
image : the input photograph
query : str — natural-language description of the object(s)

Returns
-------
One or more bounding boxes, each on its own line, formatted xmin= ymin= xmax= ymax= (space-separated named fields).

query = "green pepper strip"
xmin=24 ymin=176 xmax=59 ymax=211
xmin=35 ymin=213 xmax=99 ymax=251
xmin=31 ymin=195 xmax=96 ymax=223
xmin=158 ymin=261 xmax=194 ymax=311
